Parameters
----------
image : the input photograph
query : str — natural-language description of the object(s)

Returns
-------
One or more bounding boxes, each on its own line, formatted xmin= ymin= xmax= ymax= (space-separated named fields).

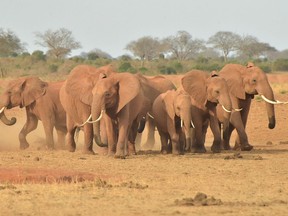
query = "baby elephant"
xmin=0 ymin=76 xmax=67 ymax=150
xmin=152 ymin=89 xmax=193 ymax=154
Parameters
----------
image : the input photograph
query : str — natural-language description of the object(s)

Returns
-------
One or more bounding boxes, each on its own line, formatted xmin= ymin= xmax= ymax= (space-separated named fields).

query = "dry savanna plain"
xmin=1 ymin=73 xmax=288 ymax=215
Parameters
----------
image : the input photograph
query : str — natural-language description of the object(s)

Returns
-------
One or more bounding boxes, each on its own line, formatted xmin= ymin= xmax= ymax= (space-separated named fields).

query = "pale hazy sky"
xmin=1 ymin=0 xmax=287 ymax=58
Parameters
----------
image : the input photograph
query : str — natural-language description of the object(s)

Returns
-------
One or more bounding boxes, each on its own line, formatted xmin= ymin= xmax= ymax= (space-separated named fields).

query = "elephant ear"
xmin=181 ymin=70 xmax=208 ymax=105
xmin=21 ymin=77 xmax=48 ymax=106
xmin=116 ymin=73 xmax=141 ymax=113
xmin=163 ymin=90 xmax=176 ymax=120
xmin=219 ymin=64 xmax=246 ymax=100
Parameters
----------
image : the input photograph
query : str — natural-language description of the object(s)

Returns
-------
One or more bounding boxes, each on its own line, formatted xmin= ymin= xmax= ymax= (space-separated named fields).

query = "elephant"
xmin=90 ymin=72 xmax=150 ymax=158
xmin=152 ymin=88 xmax=193 ymax=154
xmin=0 ymin=76 xmax=66 ymax=150
xmin=134 ymin=74 xmax=176 ymax=149
xmin=217 ymin=62 xmax=284 ymax=151
xmin=59 ymin=64 xmax=116 ymax=154
xmin=181 ymin=70 xmax=232 ymax=153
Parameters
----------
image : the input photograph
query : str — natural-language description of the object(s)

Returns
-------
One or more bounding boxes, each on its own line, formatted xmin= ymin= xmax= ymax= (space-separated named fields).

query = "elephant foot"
xmin=114 ymin=154 xmax=126 ymax=159
xmin=20 ymin=143 xmax=29 ymax=150
xmin=211 ymin=144 xmax=221 ymax=153
xmin=128 ymin=142 xmax=137 ymax=155
xmin=161 ymin=149 xmax=168 ymax=154
xmin=83 ymin=149 xmax=96 ymax=155
xmin=67 ymin=145 xmax=76 ymax=152
xmin=191 ymin=145 xmax=206 ymax=153
xmin=240 ymin=144 xmax=253 ymax=151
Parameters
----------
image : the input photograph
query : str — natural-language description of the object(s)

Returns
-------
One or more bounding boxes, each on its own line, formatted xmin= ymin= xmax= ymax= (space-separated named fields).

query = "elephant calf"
xmin=0 ymin=76 xmax=67 ymax=150
xmin=152 ymin=89 xmax=193 ymax=155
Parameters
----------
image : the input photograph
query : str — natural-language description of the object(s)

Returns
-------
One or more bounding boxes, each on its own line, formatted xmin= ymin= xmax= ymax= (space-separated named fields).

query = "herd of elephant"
xmin=0 ymin=63 xmax=286 ymax=159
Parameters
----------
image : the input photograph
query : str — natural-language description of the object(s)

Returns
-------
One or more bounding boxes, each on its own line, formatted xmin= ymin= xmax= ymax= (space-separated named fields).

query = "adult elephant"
xmin=217 ymin=63 xmax=283 ymax=151
xmin=152 ymin=88 xmax=193 ymax=154
xmin=91 ymin=72 xmax=150 ymax=159
xmin=182 ymin=70 xmax=232 ymax=153
xmin=59 ymin=64 xmax=116 ymax=154
xmin=0 ymin=77 xmax=66 ymax=150
xmin=135 ymin=74 xmax=176 ymax=149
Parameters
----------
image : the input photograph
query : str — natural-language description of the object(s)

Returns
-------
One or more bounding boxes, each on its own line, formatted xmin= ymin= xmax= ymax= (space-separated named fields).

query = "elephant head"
xmin=163 ymin=89 xmax=193 ymax=151
xmin=0 ymin=76 xmax=47 ymax=125
xmin=219 ymin=63 xmax=276 ymax=129
xmin=181 ymin=70 xmax=232 ymax=142
xmin=87 ymin=73 xmax=141 ymax=147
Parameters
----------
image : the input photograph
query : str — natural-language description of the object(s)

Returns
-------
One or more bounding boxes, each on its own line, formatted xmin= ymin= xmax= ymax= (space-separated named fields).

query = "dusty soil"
xmin=1 ymin=74 xmax=288 ymax=215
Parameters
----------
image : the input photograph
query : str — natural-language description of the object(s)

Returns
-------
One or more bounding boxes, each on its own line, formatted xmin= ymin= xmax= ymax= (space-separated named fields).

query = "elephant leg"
xmin=210 ymin=116 xmax=222 ymax=153
xmin=127 ymin=121 xmax=138 ymax=156
xmin=158 ymin=130 xmax=169 ymax=154
xmin=104 ymin=118 xmax=116 ymax=156
xmin=222 ymin=123 xmax=235 ymax=150
xmin=83 ymin=123 xmax=95 ymax=154
xmin=230 ymin=110 xmax=253 ymax=151
xmin=142 ymin=117 xmax=156 ymax=149
xmin=55 ymin=127 xmax=66 ymax=150
xmin=191 ymin=125 xmax=206 ymax=153
xmin=42 ymin=122 xmax=55 ymax=150
xmin=18 ymin=113 xmax=38 ymax=150
xmin=66 ymin=116 xmax=77 ymax=152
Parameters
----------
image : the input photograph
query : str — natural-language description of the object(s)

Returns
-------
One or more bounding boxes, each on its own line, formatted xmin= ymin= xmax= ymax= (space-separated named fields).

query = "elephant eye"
xmin=252 ymin=79 xmax=257 ymax=84
xmin=215 ymin=90 xmax=220 ymax=94
xmin=105 ymin=92 xmax=111 ymax=97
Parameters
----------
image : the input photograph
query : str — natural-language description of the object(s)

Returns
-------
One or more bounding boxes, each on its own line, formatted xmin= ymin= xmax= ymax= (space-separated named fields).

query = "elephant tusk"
xmin=181 ymin=119 xmax=183 ymax=128
xmin=147 ymin=112 xmax=154 ymax=119
xmin=78 ymin=114 xmax=92 ymax=127
xmin=87 ymin=110 xmax=105 ymax=124
xmin=221 ymin=105 xmax=232 ymax=113
xmin=0 ymin=107 xmax=5 ymax=114
xmin=233 ymin=108 xmax=243 ymax=112
xmin=276 ymin=100 xmax=288 ymax=104
xmin=260 ymin=95 xmax=283 ymax=105
xmin=190 ymin=120 xmax=195 ymax=128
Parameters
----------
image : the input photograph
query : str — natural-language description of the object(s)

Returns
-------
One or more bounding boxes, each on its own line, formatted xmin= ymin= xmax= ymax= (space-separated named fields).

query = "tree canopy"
xmin=0 ymin=28 xmax=25 ymax=57
xmin=34 ymin=28 xmax=81 ymax=59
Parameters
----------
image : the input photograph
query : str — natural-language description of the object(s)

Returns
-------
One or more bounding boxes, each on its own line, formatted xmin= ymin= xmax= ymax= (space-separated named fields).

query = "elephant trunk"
xmin=91 ymin=95 xmax=107 ymax=147
xmin=137 ymin=117 xmax=146 ymax=133
xmin=0 ymin=107 xmax=17 ymax=126
xmin=219 ymin=94 xmax=232 ymax=142
xmin=181 ymin=111 xmax=193 ymax=151
xmin=261 ymin=87 xmax=276 ymax=129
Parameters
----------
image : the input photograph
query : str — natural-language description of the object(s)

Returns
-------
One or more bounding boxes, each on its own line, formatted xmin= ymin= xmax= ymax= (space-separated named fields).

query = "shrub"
xmin=32 ymin=50 xmax=46 ymax=61
xmin=49 ymin=64 xmax=58 ymax=73
xmin=118 ymin=62 xmax=134 ymax=72
xmin=159 ymin=66 xmax=176 ymax=74
xmin=273 ymin=59 xmax=288 ymax=71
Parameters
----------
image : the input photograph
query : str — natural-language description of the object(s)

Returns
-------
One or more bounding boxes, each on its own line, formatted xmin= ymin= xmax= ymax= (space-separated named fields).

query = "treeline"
xmin=1 ymin=27 xmax=288 ymax=79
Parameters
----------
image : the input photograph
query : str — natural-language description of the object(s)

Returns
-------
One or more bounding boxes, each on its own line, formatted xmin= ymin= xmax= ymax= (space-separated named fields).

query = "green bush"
xmin=139 ymin=67 xmax=148 ymax=73
xmin=32 ymin=50 xmax=46 ymax=61
xmin=118 ymin=62 xmax=136 ymax=73
xmin=49 ymin=64 xmax=58 ymax=73
xmin=273 ymin=59 xmax=288 ymax=71
xmin=159 ymin=66 xmax=176 ymax=74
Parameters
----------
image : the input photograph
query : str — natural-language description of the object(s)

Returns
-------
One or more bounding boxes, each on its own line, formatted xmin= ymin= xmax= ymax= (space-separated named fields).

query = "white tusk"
xmin=260 ymin=95 xmax=282 ymax=105
xmin=191 ymin=120 xmax=195 ymax=128
xmin=87 ymin=110 xmax=105 ymax=124
xmin=78 ymin=114 xmax=92 ymax=127
xmin=0 ymin=107 xmax=5 ymax=114
xmin=276 ymin=100 xmax=288 ymax=104
xmin=147 ymin=112 xmax=154 ymax=119
xmin=221 ymin=105 xmax=232 ymax=113
xmin=234 ymin=108 xmax=243 ymax=112
xmin=181 ymin=119 xmax=183 ymax=128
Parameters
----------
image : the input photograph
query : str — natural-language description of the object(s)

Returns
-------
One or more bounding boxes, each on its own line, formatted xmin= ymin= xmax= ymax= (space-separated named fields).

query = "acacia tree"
xmin=0 ymin=28 xmax=25 ymax=57
xmin=208 ymin=31 xmax=241 ymax=62
xmin=164 ymin=31 xmax=205 ymax=61
xmin=125 ymin=36 xmax=165 ymax=65
xmin=237 ymin=35 xmax=277 ymax=59
xmin=34 ymin=28 xmax=81 ymax=59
